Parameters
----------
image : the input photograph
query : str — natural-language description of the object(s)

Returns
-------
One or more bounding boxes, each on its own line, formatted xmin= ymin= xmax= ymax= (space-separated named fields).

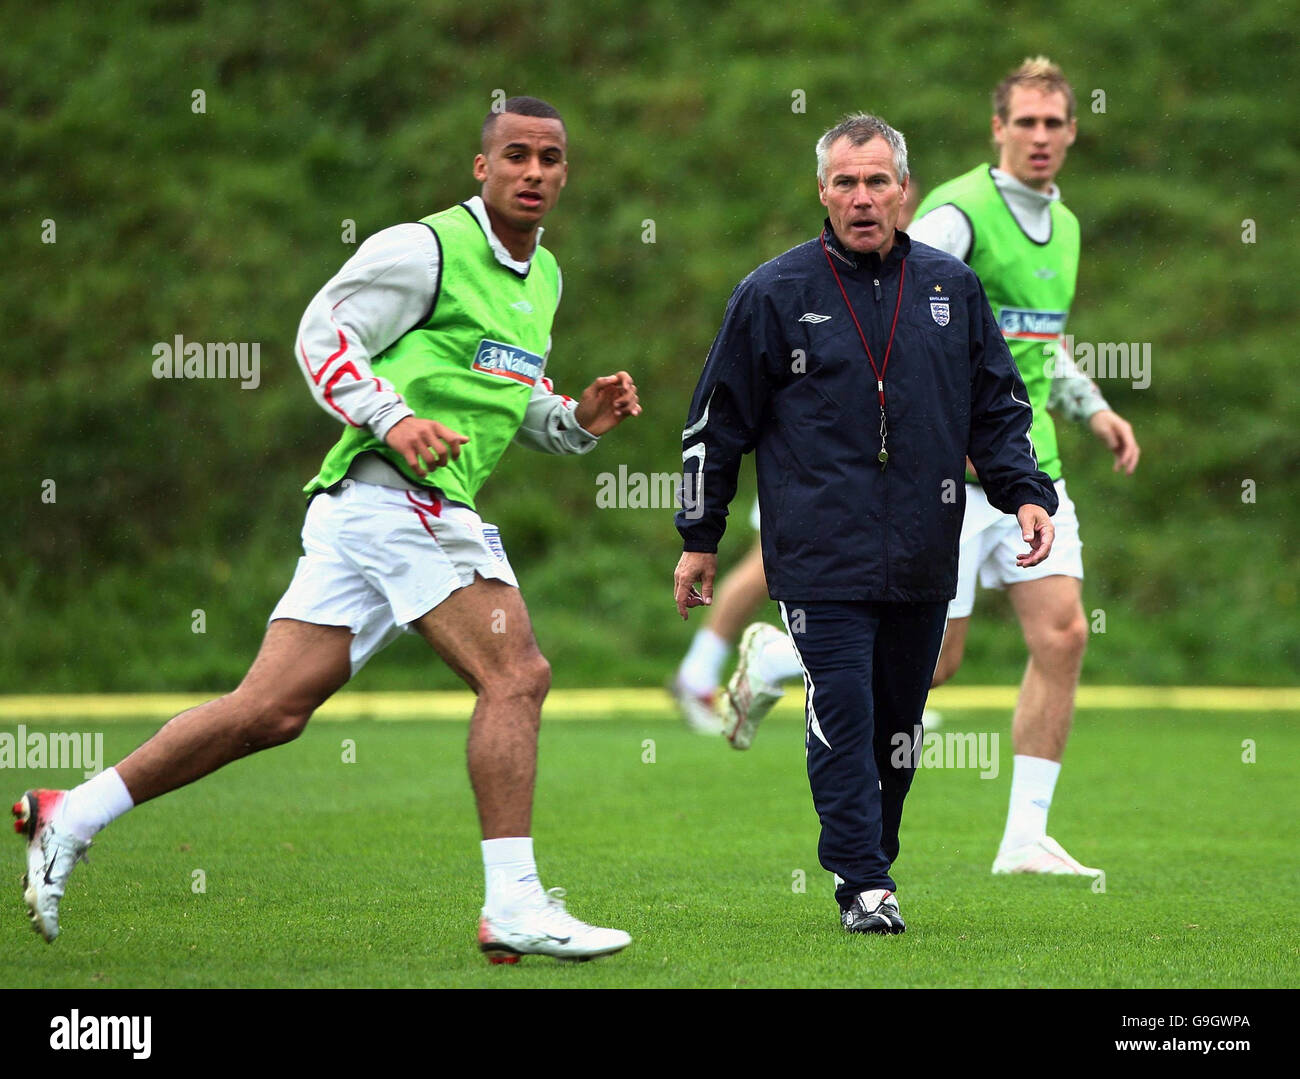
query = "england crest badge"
xmin=930 ymin=300 xmax=950 ymax=327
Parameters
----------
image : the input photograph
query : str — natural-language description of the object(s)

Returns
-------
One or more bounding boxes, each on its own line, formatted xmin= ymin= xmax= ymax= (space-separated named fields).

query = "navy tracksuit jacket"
xmin=676 ymin=224 xmax=1057 ymax=905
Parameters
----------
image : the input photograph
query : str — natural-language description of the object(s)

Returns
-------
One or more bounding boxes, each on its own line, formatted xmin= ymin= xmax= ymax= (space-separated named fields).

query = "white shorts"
xmin=947 ymin=478 xmax=1083 ymax=619
xmin=269 ymin=480 xmax=519 ymax=674
xmin=749 ymin=498 xmax=761 ymax=531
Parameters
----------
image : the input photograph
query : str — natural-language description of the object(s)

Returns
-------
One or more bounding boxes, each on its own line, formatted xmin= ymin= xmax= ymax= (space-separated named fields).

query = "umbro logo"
xmin=798 ymin=313 xmax=832 ymax=323
xmin=510 ymin=300 xmax=534 ymax=313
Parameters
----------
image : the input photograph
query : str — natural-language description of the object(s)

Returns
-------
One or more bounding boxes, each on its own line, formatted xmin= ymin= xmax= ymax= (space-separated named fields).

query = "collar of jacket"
xmin=820 ymin=219 xmax=911 ymax=272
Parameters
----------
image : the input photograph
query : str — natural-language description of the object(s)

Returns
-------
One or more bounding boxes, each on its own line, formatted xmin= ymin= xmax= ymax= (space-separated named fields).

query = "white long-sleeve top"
xmin=293 ymin=195 xmax=597 ymax=456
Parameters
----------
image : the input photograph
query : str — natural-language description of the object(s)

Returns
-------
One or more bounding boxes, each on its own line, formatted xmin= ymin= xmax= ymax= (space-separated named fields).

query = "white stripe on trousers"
xmin=778 ymin=601 xmax=831 ymax=751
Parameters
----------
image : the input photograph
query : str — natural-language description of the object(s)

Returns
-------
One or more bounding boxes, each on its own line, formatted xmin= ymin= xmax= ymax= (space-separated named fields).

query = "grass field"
xmin=1 ymin=706 xmax=1295 ymax=989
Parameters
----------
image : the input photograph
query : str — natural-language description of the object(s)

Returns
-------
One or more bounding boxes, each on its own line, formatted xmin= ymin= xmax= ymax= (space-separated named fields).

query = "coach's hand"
xmin=1089 ymin=409 xmax=1140 ymax=475
xmin=384 ymin=416 xmax=469 ymax=477
xmin=1015 ymin=505 xmax=1055 ymax=568
xmin=576 ymin=371 xmax=641 ymax=436
xmin=674 ymin=551 xmax=717 ymax=620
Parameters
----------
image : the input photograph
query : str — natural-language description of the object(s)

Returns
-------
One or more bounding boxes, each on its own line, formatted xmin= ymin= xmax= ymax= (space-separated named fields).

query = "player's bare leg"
xmin=916 ymin=615 xmax=970 ymax=732
xmin=930 ymin=615 xmax=970 ymax=688
xmin=14 ymin=618 xmax=353 ymax=941
xmin=707 ymin=541 xmax=769 ymax=641
xmin=116 ymin=619 xmax=354 ymax=804
xmin=992 ymin=574 xmax=1098 ymax=876
xmin=1006 ymin=575 xmax=1087 ymax=762
xmin=413 ymin=575 xmax=547 ymax=838
xmin=415 ymin=574 xmax=630 ymax=961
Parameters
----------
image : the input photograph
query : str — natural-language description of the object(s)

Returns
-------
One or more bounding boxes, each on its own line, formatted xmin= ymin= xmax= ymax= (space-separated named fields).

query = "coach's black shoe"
xmin=841 ymin=889 xmax=905 ymax=935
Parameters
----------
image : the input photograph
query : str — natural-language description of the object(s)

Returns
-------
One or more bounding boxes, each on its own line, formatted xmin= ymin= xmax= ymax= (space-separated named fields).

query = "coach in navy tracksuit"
xmin=673 ymin=113 xmax=1058 ymax=935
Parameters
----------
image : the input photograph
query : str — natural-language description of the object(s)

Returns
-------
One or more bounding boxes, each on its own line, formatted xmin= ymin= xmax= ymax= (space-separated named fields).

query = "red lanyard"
xmin=820 ymin=237 xmax=906 ymax=469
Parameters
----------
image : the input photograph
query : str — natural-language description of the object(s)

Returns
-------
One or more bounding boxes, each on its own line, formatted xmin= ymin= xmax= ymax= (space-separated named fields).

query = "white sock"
xmin=482 ymin=836 xmax=544 ymax=916
xmin=999 ymin=755 xmax=1061 ymax=851
xmin=678 ymin=628 xmax=731 ymax=695
xmin=756 ymin=632 xmax=802 ymax=686
xmin=57 ymin=767 xmax=134 ymax=842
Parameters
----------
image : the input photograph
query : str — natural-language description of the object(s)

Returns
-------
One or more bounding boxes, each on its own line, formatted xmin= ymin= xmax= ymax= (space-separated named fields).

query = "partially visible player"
xmin=908 ymin=57 xmax=1139 ymax=876
xmin=14 ymin=96 xmax=640 ymax=961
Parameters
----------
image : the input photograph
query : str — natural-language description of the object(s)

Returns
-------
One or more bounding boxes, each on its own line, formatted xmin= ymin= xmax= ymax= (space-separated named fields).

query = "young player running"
xmin=14 ymin=96 xmax=640 ymax=961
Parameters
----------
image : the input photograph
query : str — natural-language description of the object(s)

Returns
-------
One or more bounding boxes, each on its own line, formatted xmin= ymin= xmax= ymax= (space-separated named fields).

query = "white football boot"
xmin=992 ymin=835 xmax=1102 ymax=877
xmin=12 ymin=789 xmax=91 ymax=942
xmin=669 ymin=675 xmax=725 ymax=736
xmin=717 ymin=622 xmax=786 ymax=750
xmin=478 ymin=887 xmax=631 ymax=964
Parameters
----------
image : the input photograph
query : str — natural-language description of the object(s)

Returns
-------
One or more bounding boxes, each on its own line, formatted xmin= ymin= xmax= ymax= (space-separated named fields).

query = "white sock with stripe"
xmin=482 ymin=836 xmax=544 ymax=917
xmin=999 ymin=754 xmax=1061 ymax=851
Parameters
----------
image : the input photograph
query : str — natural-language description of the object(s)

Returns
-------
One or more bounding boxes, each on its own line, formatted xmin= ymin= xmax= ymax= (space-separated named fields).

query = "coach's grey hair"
xmin=815 ymin=113 xmax=909 ymax=184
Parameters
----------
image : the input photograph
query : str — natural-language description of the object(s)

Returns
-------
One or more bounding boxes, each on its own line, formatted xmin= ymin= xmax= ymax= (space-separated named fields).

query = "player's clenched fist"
xmin=384 ymin=416 xmax=469 ymax=476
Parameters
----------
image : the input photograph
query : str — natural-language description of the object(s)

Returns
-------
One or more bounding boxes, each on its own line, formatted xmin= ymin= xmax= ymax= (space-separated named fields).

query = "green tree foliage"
xmin=3 ymin=1 xmax=1296 ymax=690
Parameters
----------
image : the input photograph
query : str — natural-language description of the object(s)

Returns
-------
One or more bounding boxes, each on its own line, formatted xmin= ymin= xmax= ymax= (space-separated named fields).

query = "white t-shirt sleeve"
xmin=907 ymin=204 xmax=973 ymax=262
xmin=294 ymin=223 xmax=440 ymax=441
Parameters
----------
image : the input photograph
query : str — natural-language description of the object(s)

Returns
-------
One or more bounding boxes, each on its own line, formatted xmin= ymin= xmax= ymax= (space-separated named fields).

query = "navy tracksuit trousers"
xmin=778 ymin=599 xmax=948 ymax=908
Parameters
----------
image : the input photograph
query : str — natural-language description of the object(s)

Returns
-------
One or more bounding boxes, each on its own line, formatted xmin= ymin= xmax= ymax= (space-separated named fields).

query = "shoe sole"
xmin=12 ymin=792 xmax=53 ymax=940
xmin=478 ymin=940 xmax=628 ymax=965
xmin=12 ymin=792 xmax=36 ymax=838
xmin=480 ymin=943 xmax=521 ymax=965
xmin=723 ymin=624 xmax=781 ymax=749
xmin=720 ymin=685 xmax=748 ymax=749
xmin=843 ymin=920 xmax=906 ymax=936
xmin=722 ymin=626 xmax=758 ymax=747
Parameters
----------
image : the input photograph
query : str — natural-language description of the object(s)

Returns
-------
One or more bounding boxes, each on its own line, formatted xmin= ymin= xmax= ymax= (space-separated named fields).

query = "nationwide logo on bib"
xmin=472 ymin=339 xmax=544 ymax=386
xmin=998 ymin=307 xmax=1068 ymax=341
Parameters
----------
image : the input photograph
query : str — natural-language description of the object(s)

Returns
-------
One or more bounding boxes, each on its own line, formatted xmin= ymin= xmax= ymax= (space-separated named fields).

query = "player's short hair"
xmin=481 ymin=96 xmax=566 ymax=151
xmin=815 ymin=113 xmax=909 ymax=185
xmin=993 ymin=56 xmax=1076 ymax=121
